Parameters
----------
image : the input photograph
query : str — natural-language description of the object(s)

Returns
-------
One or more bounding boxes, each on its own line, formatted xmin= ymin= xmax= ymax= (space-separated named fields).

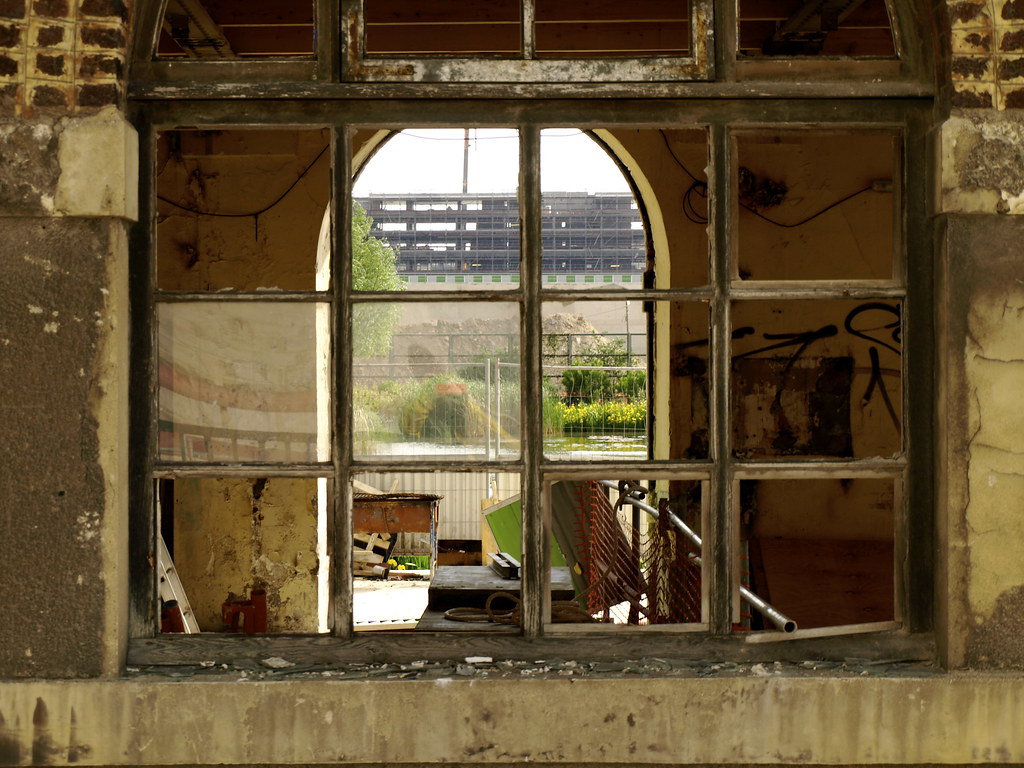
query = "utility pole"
xmin=462 ymin=128 xmax=470 ymax=193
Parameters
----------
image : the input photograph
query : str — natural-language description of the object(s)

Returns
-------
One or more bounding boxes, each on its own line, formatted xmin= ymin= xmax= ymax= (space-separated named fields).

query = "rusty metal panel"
xmin=353 ymin=493 xmax=441 ymax=533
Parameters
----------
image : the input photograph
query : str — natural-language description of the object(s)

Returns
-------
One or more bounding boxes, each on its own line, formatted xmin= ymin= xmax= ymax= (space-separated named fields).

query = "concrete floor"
xmin=353 ymin=577 xmax=429 ymax=628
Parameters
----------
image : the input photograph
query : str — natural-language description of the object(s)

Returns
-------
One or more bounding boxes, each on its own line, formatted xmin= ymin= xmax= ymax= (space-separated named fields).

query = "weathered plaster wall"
xmin=940 ymin=214 xmax=1024 ymax=668
xmin=5 ymin=674 xmax=1024 ymax=765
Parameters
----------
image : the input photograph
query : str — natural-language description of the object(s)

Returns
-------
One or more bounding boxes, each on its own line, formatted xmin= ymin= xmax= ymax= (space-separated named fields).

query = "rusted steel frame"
xmin=130 ymin=0 xmax=167 ymax=66
xmin=727 ymin=284 xmax=905 ymax=300
xmin=132 ymin=59 xmax=317 ymax=86
xmin=152 ymin=464 xmax=333 ymax=478
xmin=333 ymin=126 xmax=354 ymax=638
xmin=522 ymin=0 xmax=537 ymax=60
xmin=316 ymin=0 xmax=341 ymax=81
xmin=595 ymin=481 xmax=796 ymax=633
xmin=520 ymin=125 xmax=545 ymax=639
xmin=130 ymin=120 xmax=159 ymax=638
xmin=154 ymin=291 xmax=330 ymax=302
xmin=730 ymin=460 xmax=906 ymax=478
xmin=350 ymin=460 xmax=526 ymax=474
xmin=133 ymin=98 xmax=928 ymax=132
xmin=129 ymin=79 xmax=935 ymax=101
xmin=901 ymin=107 xmax=933 ymax=633
xmin=344 ymin=58 xmax=708 ymax=84
xmin=542 ymin=466 xmax=712 ymax=482
xmin=350 ymin=289 xmax=521 ymax=303
xmin=708 ymin=122 xmax=733 ymax=635
xmin=339 ymin=0 xmax=363 ymax=83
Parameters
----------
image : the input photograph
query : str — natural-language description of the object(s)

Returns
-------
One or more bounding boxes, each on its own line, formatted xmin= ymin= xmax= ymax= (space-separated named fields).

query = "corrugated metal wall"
xmin=355 ymin=471 xmax=521 ymax=541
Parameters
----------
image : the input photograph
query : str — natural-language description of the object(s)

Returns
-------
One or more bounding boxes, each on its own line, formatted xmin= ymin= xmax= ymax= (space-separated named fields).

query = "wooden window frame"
xmin=126 ymin=0 xmax=937 ymax=670
xmin=127 ymin=96 xmax=935 ymax=668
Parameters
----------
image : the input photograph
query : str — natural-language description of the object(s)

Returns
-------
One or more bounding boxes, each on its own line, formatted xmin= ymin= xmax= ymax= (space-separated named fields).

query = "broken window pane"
xmin=354 ymin=129 xmax=520 ymax=291
xmin=157 ymin=302 xmax=330 ymax=463
xmin=739 ymin=478 xmax=895 ymax=630
xmin=351 ymin=471 xmax=522 ymax=633
xmin=157 ymin=129 xmax=330 ymax=291
xmin=158 ymin=477 xmax=329 ymax=634
xmin=156 ymin=0 xmax=315 ymax=58
xmin=542 ymin=300 xmax=649 ymax=461
xmin=738 ymin=0 xmax=897 ymax=58
xmin=731 ymin=299 xmax=903 ymax=459
xmin=535 ymin=0 xmax=691 ymax=58
xmin=353 ymin=301 xmax=520 ymax=460
xmin=364 ymin=0 xmax=520 ymax=57
xmin=541 ymin=130 xmax=646 ymax=289
xmin=735 ymin=130 xmax=898 ymax=281
xmin=666 ymin=301 xmax=711 ymax=460
xmin=548 ymin=477 xmax=704 ymax=626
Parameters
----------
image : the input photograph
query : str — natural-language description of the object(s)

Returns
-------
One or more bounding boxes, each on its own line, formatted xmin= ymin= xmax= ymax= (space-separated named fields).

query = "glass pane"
xmin=535 ymin=0 xmax=691 ymax=58
xmin=543 ymin=300 xmax=648 ymax=460
xmin=540 ymin=130 xmax=646 ymax=290
xmin=364 ymin=0 xmax=520 ymax=57
xmin=353 ymin=301 xmax=520 ymax=459
xmin=736 ymin=130 xmax=899 ymax=281
xmin=157 ymin=129 xmax=330 ymax=291
xmin=158 ymin=477 xmax=329 ymax=634
xmin=157 ymin=302 xmax=329 ymax=462
xmin=156 ymin=0 xmax=314 ymax=58
xmin=738 ymin=0 xmax=896 ymax=57
xmin=739 ymin=478 xmax=895 ymax=631
xmin=351 ymin=471 xmax=521 ymax=633
xmin=731 ymin=300 xmax=903 ymax=459
xmin=354 ymin=130 xmax=520 ymax=291
xmin=549 ymin=477 xmax=704 ymax=626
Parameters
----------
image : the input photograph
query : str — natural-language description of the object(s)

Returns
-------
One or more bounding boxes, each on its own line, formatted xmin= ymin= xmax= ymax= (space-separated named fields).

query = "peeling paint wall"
xmin=940 ymin=215 xmax=1024 ymax=667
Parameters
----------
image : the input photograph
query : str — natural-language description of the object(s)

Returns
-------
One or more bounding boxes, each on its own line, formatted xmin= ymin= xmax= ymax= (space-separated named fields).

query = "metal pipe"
xmin=598 ymin=481 xmax=797 ymax=633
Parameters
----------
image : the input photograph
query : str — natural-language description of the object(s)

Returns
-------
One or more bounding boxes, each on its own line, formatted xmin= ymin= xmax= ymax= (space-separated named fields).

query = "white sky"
xmin=353 ymin=129 xmax=632 ymax=197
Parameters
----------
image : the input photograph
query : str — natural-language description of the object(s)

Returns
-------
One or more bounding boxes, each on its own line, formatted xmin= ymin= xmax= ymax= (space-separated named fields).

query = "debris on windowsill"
xmin=125 ymin=656 xmax=942 ymax=682
xmin=260 ymin=656 xmax=296 ymax=669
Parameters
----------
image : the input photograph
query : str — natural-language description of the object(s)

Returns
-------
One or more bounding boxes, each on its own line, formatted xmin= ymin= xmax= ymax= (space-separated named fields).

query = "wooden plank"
xmin=202 ymin=0 xmax=314 ymax=25
xmin=740 ymin=23 xmax=895 ymax=56
xmin=365 ymin=23 xmax=520 ymax=56
xmin=427 ymin=565 xmax=575 ymax=610
xmin=535 ymin=21 xmax=690 ymax=55
xmin=220 ymin=26 xmax=315 ymax=56
xmin=535 ymin=0 xmax=688 ymax=22
xmin=738 ymin=0 xmax=892 ymax=24
xmin=365 ymin=0 xmax=520 ymax=24
xmin=126 ymin=630 xmax=936 ymax=666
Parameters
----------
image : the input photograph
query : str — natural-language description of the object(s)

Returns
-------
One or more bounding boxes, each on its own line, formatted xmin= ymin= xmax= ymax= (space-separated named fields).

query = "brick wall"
xmin=950 ymin=0 xmax=1024 ymax=107
xmin=0 ymin=0 xmax=128 ymax=116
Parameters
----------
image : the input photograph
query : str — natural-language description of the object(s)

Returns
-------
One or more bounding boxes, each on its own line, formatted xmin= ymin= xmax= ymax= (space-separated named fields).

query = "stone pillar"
xmin=938 ymin=106 xmax=1024 ymax=666
xmin=0 ymin=0 xmax=134 ymax=678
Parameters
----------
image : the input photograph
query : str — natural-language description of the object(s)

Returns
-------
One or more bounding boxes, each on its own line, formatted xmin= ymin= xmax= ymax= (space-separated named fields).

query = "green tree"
xmin=351 ymin=201 xmax=404 ymax=356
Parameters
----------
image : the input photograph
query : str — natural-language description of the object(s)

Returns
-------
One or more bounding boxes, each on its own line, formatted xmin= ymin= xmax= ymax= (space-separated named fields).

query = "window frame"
xmin=129 ymin=0 xmax=935 ymax=93
xmin=127 ymin=0 xmax=937 ymax=668
xmin=127 ymin=96 xmax=934 ymax=666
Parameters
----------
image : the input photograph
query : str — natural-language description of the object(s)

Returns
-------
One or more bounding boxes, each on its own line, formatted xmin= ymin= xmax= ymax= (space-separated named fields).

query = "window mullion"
xmin=332 ymin=125 xmax=354 ymax=638
xmin=520 ymin=125 xmax=544 ymax=638
xmin=316 ymin=0 xmax=341 ymax=81
xmin=339 ymin=0 xmax=362 ymax=83
xmin=708 ymin=122 xmax=734 ymax=635
xmin=522 ymin=0 xmax=537 ymax=60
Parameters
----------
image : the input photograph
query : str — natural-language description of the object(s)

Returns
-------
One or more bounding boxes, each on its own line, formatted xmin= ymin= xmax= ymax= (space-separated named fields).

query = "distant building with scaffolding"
xmin=357 ymin=192 xmax=646 ymax=286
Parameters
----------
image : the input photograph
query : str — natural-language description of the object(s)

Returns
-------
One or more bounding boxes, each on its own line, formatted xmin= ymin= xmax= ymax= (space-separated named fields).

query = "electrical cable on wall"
xmin=157 ymin=143 xmax=330 ymax=238
xmin=659 ymin=130 xmax=888 ymax=229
